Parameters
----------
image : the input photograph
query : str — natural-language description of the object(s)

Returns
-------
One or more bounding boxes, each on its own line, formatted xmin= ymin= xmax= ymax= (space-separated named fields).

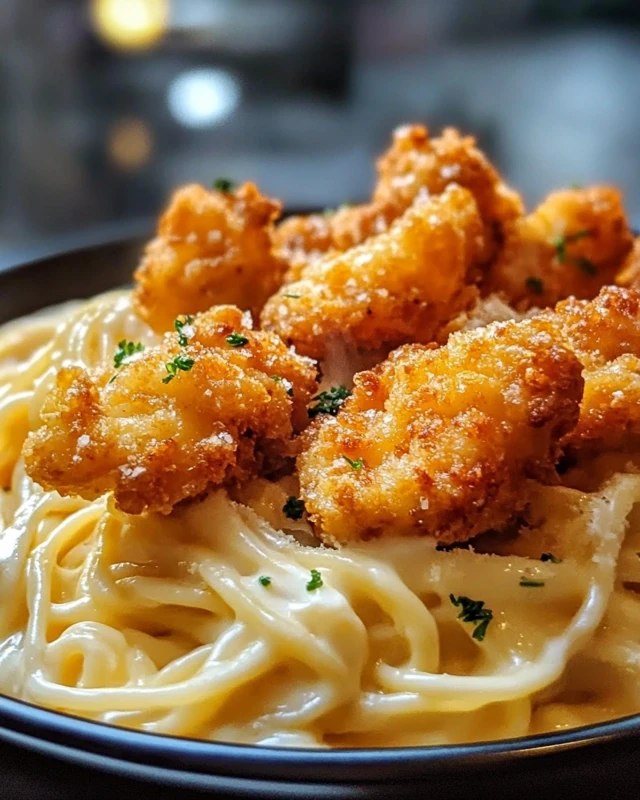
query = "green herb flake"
xmin=174 ymin=315 xmax=195 ymax=347
xmin=525 ymin=276 xmax=544 ymax=296
xmin=342 ymin=455 xmax=363 ymax=470
xmin=553 ymin=229 xmax=593 ymax=264
xmin=308 ymin=385 xmax=352 ymax=418
xmin=162 ymin=354 xmax=195 ymax=384
xmin=113 ymin=340 xmax=144 ymax=370
xmin=258 ymin=576 xmax=272 ymax=587
xmin=283 ymin=292 xmax=302 ymax=299
xmin=283 ymin=496 xmax=305 ymax=521
xmin=226 ymin=332 xmax=250 ymax=348
xmin=272 ymin=375 xmax=293 ymax=397
xmin=520 ymin=578 xmax=545 ymax=588
xmin=540 ymin=553 xmax=562 ymax=563
xmin=449 ymin=594 xmax=493 ymax=642
xmin=306 ymin=569 xmax=323 ymax=592
xmin=213 ymin=178 xmax=236 ymax=192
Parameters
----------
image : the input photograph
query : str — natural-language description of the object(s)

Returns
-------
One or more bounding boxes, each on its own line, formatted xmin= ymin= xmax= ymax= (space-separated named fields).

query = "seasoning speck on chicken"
xmin=24 ymin=306 xmax=318 ymax=515
xmin=298 ymin=317 xmax=584 ymax=546
xmin=134 ymin=182 xmax=286 ymax=333
xmin=261 ymin=184 xmax=484 ymax=360
xmin=487 ymin=186 xmax=633 ymax=310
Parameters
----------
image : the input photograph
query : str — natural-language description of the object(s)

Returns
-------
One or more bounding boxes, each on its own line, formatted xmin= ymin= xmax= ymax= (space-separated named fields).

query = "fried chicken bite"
xmin=539 ymin=286 xmax=640 ymax=455
xmin=24 ymin=306 xmax=318 ymax=515
xmin=272 ymin=124 xmax=522 ymax=274
xmin=261 ymin=184 xmax=484 ymax=360
xmin=298 ymin=318 xmax=584 ymax=545
xmin=373 ymin=125 xmax=523 ymax=262
xmin=134 ymin=183 xmax=286 ymax=333
xmin=487 ymin=187 xmax=633 ymax=310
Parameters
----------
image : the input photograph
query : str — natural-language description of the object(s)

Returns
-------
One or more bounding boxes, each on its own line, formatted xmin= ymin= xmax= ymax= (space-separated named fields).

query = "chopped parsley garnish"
xmin=174 ymin=315 xmax=194 ymax=347
xmin=553 ymin=229 xmax=593 ymax=263
xmin=283 ymin=292 xmax=302 ymax=299
xmin=306 ymin=569 xmax=323 ymax=591
xmin=213 ymin=178 xmax=236 ymax=192
xmin=322 ymin=207 xmax=335 ymax=218
xmin=283 ymin=495 xmax=305 ymax=520
xmin=162 ymin=354 xmax=195 ymax=384
xmin=258 ymin=576 xmax=272 ymax=587
xmin=520 ymin=578 xmax=545 ymax=588
xmin=540 ymin=553 xmax=562 ymax=563
xmin=226 ymin=332 xmax=249 ymax=347
xmin=308 ymin=385 xmax=351 ymax=418
xmin=342 ymin=455 xmax=363 ymax=470
xmin=272 ymin=375 xmax=293 ymax=396
xmin=114 ymin=340 xmax=144 ymax=369
xmin=449 ymin=594 xmax=493 ymax=642
xmin=525 ymin=276 xmax=544 ymax=296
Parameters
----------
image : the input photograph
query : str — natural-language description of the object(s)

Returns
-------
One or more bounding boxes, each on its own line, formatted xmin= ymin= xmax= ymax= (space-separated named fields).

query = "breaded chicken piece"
xmin=298 ymin=319 xmax=584 ymax=545
xmin=261 ymin=185 xmax=484 ymax=360
xmin=539 ymin=287 xmax=640 ymax=454
xmin=24 ymin=306 xmax=318 ymax=515
xmin=487 ymin=187 xmax=633 ymax=310
xmin=273 ymin=125 xmax=522 ymax=275
xmin=134 ymin=183 xmax=286 ymax=333
xmin=373 ymin=125 xmax=523 ymax=262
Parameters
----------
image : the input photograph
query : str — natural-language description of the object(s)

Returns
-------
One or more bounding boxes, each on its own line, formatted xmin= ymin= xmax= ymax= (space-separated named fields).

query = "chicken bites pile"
xmin=23 ymin=122 xmax=640 ymax=549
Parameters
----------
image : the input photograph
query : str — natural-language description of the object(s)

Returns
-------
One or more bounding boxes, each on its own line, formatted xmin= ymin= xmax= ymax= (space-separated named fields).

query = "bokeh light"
xmin=167 ymin=68 xmax=241 ymax=128
xmin=90 ymin=0 xmax=168 ymax=51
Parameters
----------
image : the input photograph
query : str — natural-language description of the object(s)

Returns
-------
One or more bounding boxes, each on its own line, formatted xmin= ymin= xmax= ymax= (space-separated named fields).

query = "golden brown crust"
xmin=24 ymin=306 xmax=318 ymax=515
xmin=272 ymin=125 xmax=522 ymax=275
xmin=298 ymin=317 xmax=584 ymax=545
xmin=134 ymin=183 xmax=286 ymax=333
xmin=261 ymin=185 xmax=484 ymax=360
xmin=539 ymin=287 xmax=640 ymax=454
xmin=487 ymin=187 xmax=633 ymax=309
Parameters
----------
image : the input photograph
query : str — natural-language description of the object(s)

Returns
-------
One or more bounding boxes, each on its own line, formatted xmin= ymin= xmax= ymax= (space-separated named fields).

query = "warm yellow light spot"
xmin=107 ymin=118 xmax=153 ymax=171
xmin=91 ymin=0 xmax=168 ymax=51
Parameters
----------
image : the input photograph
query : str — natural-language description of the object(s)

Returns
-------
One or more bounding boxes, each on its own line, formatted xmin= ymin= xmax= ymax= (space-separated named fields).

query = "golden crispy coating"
xmin=616 ymin=236 xmax=640 ymax=288
xmin=487 ymin=187 xmax=633 ymax=310
xmin=261 ymin=185 xmax=484 ymax=360
xmin=134 ymin=183 xmax=286 ymax=333
xmin=298 ymin=318 xmax=584 ymax=545
xmin=272 ymin=125 xmax=522 ymax=275
xmin=539 ymin=287 xmax=640 ymax=454
xmin=24 ymin=306 xmax=318 ymax=515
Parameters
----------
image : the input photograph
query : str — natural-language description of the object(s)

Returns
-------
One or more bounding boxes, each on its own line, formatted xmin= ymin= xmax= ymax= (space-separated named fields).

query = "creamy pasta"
xmin=0 ymin=291 xmax=639 ymax=747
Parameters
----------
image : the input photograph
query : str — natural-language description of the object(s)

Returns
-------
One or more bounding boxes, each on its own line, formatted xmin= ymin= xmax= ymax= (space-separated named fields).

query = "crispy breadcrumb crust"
xmin=273 ymin=125 xmax=522 ymax=276
xmin=487 ymin=187 xmax=633 ymax=309
xmin=540 ymin=287 xmax=640 ymax=454
xmin=298 ymin=317 xmax=584 ymax=545
xmin=24 ymin=306 xmax=318 ymax=515
xmin=134 ymin=183 xmax=286 ymax=333
xmin=261 ymin=184 xmax=484 ymax=360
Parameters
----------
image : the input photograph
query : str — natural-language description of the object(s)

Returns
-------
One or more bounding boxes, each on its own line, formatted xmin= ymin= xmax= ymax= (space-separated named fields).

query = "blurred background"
xmin=1 ymin=0 xmax=639 ymax=267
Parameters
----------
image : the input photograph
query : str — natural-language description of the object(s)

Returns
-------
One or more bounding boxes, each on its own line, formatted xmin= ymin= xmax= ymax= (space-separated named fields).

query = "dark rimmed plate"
xmin=1 ymin=230 xmax=639 ymax=799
